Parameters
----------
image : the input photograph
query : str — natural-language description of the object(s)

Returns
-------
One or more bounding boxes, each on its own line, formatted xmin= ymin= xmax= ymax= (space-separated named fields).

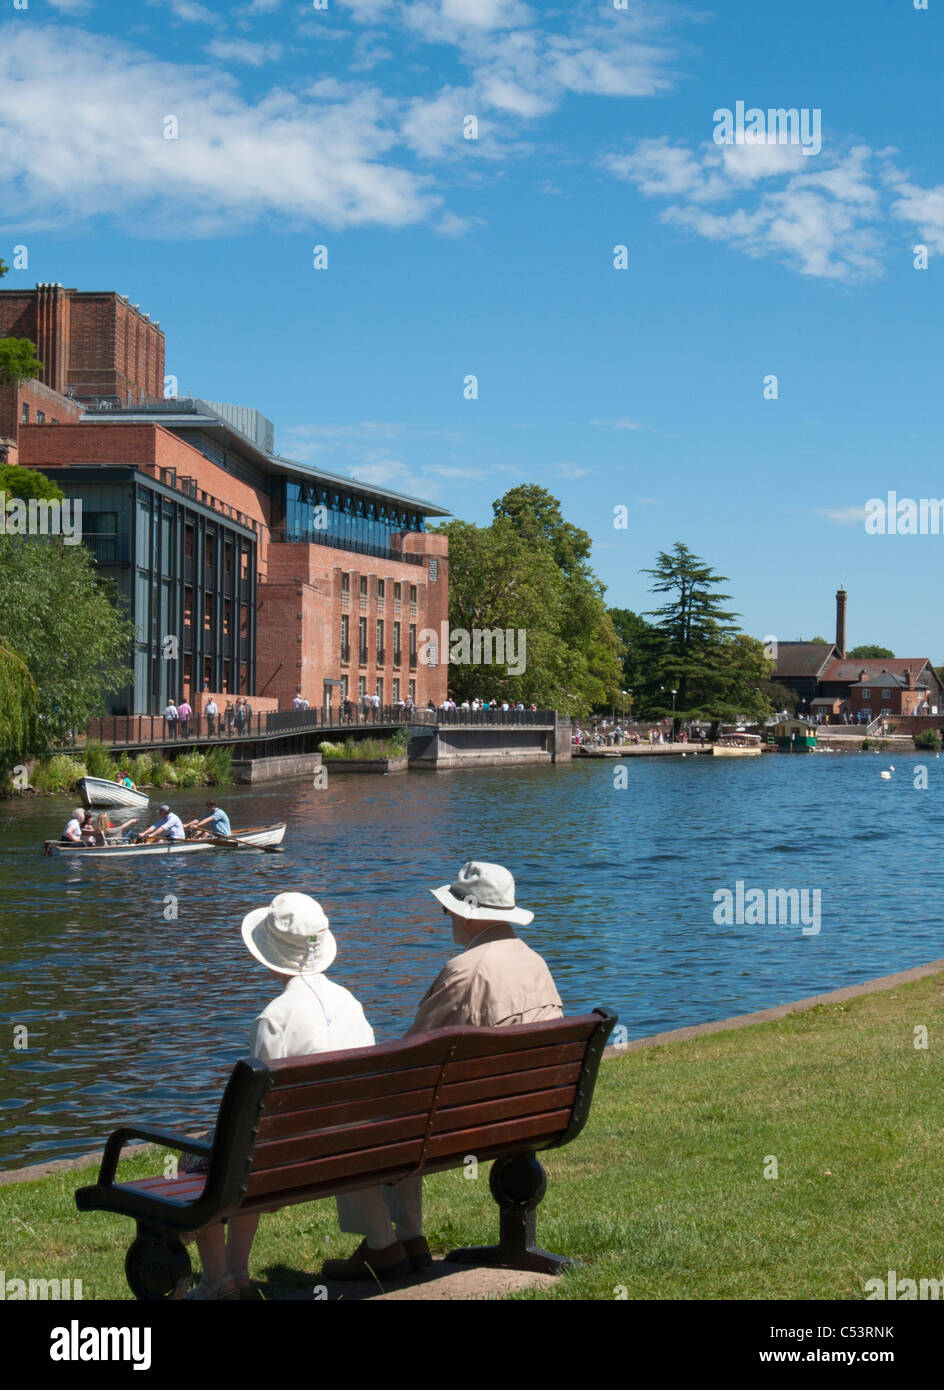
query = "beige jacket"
xmin=406 ymin=923 xmax=563 ymax=1034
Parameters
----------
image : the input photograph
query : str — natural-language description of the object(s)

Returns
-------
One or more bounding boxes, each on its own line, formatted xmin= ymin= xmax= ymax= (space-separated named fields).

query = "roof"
xmin=82 ymin=400 xmax=451 ymax=518
xmin=773 ymin=642 xmax=838 ymax=678
xmin=821 ymin=657 xmax=940 ymax=689
xmin=850 ymin=671 xmax=929 ymax=690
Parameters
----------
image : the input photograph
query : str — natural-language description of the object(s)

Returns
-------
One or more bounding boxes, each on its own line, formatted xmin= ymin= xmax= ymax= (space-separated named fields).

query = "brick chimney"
xmin=835 ymin=588 xmax=847 ymax=658
xmin=904 ymin=667 xmax=914 ymax=689
xmin=859 ymin=669 xmax=867 ymax=682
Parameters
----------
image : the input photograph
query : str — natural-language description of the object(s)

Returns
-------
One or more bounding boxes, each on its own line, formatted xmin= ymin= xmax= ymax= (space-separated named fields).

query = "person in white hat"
xmin=186 ymin=892 xmax=374 ymax=1300
xmin=323 ymin=861 xmax=563 ymax=1282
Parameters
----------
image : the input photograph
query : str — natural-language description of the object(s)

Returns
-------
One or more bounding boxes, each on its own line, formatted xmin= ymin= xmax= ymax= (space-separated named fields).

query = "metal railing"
xmin=75 ymin=706 xmax=557 ymax=749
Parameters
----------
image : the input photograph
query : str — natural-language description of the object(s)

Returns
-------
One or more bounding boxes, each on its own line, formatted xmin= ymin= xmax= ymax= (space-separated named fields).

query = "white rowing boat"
xmin=78 ymin=776 xmax=150 ymax=811
xmin=43 ymin=823 xmax=286 ymax=858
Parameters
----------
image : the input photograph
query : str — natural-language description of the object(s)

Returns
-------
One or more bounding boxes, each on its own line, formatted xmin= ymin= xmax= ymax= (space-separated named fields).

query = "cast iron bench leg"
xmin=445 ymin=1152 xmax=572 ymax=1275
xmin=125 ymin=1221 xmax=192 ymax=1300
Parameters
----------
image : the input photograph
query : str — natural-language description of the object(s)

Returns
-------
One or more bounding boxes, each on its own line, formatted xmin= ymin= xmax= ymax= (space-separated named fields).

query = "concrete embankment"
xmin=231 ymin=752 xmax=323 ymax=783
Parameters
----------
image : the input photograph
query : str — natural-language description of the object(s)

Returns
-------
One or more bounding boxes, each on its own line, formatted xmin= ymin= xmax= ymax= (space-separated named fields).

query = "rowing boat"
xmin=78 ymin=776 xmax=150 ymax=811
xmin=43 ymin=823 xmax=286 ymax=858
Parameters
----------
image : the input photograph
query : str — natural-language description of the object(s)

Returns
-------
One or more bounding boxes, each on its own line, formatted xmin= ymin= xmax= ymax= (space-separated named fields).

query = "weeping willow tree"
xmin=0 ymin=642 xmax=39 ymax=781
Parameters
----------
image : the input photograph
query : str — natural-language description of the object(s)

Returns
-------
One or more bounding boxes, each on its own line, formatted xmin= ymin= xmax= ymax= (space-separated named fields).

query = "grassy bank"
xmin=318 ymin=732 xmax=409 ymax=761
xmin=2 ymin=973 xmax=942 ymax=1300
xmin=24 ymin=743 xmax=233 ymax=795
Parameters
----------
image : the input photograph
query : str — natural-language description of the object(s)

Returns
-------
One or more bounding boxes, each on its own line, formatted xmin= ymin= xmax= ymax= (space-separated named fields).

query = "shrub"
xmin=319 ymin=734 xmax=407 ymax=760
xmin=83 ymin=741 xmax=118 ymax=781
xmin=914 ymin=728 xmax=942 ymax=751
xmin=171 ymin=751 xmax=208 ymax=788
xmin=204 ymin=744 xmax=233 ymax=785
xmin=131 ymin=752 xmax=158 ymax=786
xmin=32 ymin=754 xmax=87 ymax=794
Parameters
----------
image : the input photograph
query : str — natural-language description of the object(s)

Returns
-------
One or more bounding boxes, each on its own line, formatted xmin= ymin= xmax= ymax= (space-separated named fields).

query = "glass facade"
xmin=273 ymin=478 xmax=426 ymax=559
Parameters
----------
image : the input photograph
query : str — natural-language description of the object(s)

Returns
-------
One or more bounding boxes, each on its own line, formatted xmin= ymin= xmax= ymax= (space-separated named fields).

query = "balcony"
xmin=340 ymin=644 xmax=350 ymax=664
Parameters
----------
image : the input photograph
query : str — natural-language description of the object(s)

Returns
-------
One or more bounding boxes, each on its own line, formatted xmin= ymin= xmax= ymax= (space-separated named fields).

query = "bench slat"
xmin=442 ymin=1040 xmax=586 ymax=1082
xmin=257 ymin=1087 xmax=435 ymax=1140
xmin=437 ymin=1019 xmax=596 ymax=1059
xmin=431 ymin=1084 xmax=577 ymax=1135
xmin=250 ymin=1113 xmax=429 ymax=1172
xmin=121 ymin=1176 xmax=207 ymax=1203
xmin=266 ymin=1037 xmax=451 ymax=1086
xmin=438 ymin=1061 xmax=582 ymax=1108
xmin=424 ymin=1109 xmax=572 ymax=1162
xmin=245 ymin=1139 xmax=423 ymax=1200
xmin=265 ymin=1064 xmax=442 ymax=1114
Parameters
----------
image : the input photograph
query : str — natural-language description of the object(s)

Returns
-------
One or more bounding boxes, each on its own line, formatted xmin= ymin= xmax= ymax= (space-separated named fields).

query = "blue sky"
xmin=2 ymin=0 xmax=943 ymax=656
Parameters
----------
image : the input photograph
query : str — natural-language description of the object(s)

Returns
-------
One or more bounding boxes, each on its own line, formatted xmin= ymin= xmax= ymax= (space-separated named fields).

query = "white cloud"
xmin=885 ymin=168 xmax=944 ymax=255
xmin=556 ymin=464 xmax=590 ymax=479
xmin=0 ymin=25 xmax=437 ymax=234
xmin=603 ymin=137 xmax=886 ymax=280
xmin=149 ymin=0 xmax=221 ymax=22
xmin=205 ymin=37 xmax=284 ymax=66
xmin=816 ymin=505 xmax=868 ymax=525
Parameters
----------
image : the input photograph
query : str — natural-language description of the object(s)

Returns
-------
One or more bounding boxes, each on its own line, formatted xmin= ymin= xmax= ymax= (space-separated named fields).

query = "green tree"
xmin=0 ymin=642 xmax=39 ymax=778
xmin=848 ymin=644 xmax=895 ymax=660
xmin=607 ymin=607 xmax=666 ymax=716
xmin=0 ymin=537 xmax=134 ymax=744
xmin=490 ymin=485 xmax=624 ymax=713
xmin=0 ymin=463 xmax=65 ymax=503
xmin=641 ymin=543 xmax=772 ymax=730
xmin=0 ymin=258 xmax=8 ymax=279
xmin=0 ymin=338 xmax=43 ymax=385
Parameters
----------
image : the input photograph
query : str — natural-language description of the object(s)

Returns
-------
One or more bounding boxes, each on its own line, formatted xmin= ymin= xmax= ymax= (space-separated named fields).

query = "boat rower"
xmin=184 ymin=800 xmax=232 ymax=840
xmin=138 ymin=804 xmax=186 ymax=843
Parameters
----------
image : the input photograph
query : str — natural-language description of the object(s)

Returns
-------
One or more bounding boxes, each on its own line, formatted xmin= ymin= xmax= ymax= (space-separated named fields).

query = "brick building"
xmin=20 ymin=399 xmax=450 ymax=714
xmin=772 ymin=588 xmax=943 ymax=718
xmin=0 ymin=281 xmax=165 ymax=463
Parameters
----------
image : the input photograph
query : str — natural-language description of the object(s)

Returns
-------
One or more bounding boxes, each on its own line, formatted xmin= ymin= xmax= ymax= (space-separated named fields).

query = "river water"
xmin=0 ymin=752 xmax=938 ymax=1166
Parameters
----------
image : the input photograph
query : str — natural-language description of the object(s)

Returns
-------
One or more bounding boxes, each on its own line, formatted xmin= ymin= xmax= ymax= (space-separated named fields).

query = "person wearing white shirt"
xmin=185 ymin=894 xmax=374 ymax=1299
xmin=61 ymin=808 xmax=85 ymax=844
xmin=140 ymin=804 xmax=186 ymax=841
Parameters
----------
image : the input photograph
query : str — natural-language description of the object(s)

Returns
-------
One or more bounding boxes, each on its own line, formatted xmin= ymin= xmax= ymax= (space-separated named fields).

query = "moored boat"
xmin=78 ymin=776 xmax=150 ymax=811
xmin=43 ymin=822 xmax=286 ymax=858
xmin=712 ymin=731 xmax=763 ymax=757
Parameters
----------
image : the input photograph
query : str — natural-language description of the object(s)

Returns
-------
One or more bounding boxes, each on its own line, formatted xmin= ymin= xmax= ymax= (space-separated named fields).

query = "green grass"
xmin=2 ymin=974 xmax=943 ymax=1300
xmin=318 ymin=734 xmax=408 ymax=760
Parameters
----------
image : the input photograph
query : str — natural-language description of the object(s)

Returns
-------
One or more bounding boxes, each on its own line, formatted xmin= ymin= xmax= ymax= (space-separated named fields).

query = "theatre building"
xmin=19 ymin=398 xmax=450 ymax=715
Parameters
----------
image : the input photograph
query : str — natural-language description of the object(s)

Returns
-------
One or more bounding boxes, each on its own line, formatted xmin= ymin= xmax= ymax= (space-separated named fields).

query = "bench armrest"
xmin=97 ymin=1126 xmax=212 ymax=1187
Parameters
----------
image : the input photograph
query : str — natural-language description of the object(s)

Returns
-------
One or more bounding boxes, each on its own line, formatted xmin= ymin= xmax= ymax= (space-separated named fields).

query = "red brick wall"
xmin=0 ymin=378 xmax=83 ymax=453
xmin=0 ymin=286 xmax=164 ymax=404
xmin=257 ymin=540 xmax=449 ymax=709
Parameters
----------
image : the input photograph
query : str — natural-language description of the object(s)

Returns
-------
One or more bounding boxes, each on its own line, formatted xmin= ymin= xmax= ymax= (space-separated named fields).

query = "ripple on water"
xmin=0 ymin=757 xmax=941 ymax=1163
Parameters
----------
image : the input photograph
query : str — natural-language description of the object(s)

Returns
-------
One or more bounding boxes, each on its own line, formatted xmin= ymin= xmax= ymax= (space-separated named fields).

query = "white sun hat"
xmin=430 ymin=861 xmax=534 ymax=927
xmin=241 ymin=892 xmax=337 ymax=977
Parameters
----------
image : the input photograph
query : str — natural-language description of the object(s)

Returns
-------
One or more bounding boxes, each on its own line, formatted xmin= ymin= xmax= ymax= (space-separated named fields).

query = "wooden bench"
xmin=75 ymin=1007 xmax=617 ymax=1299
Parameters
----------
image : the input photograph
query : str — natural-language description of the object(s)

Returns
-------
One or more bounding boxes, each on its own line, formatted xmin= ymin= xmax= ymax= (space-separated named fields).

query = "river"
xmin=0 ymin=751 xmax=937 ymax=1166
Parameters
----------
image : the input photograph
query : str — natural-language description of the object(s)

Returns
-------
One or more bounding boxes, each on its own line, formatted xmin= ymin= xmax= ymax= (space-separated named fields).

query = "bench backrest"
xmin=203 ymin=1009 xmax=616 ymax=1218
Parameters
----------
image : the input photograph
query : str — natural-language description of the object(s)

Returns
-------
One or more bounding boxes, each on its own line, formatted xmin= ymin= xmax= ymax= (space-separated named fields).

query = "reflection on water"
xmin=0 ymin=754 xmax=939 ymax=1165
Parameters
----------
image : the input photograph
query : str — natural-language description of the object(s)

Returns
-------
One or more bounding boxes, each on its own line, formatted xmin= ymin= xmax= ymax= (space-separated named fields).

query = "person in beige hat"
xmin=322 ymin=861 xmax=563 ymax=1282
xmin=186 ymin=892 xmax=374 ymax=1299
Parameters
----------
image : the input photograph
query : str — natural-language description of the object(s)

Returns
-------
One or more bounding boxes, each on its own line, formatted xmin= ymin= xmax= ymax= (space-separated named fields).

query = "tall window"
xmin=358 ymin=617 xmax=368 ymax=663
xmin=409 ymin=624 xmax=417 ymax=667
xmin=377 ymin=579 xmax=385 ymax=601
xmin=409 ymin=680 xmax=416 ymax=702
xmin=359 ymin=576 xmax=368 ymax=597
xmin=375 ymin=677 xmax=384 ymax=702
xmin=376 ymin=618 xmax=384 ymax=660
xmin=340 ymin=613 xmax=350 ymax=661
xmin=341 ymin=573 xmax=350 ymax=593
xmin=393 ymin=621 xmax=401 ymax=667
xmin=393 ymin=678 xmax=401 ymax=703
xmin=340 ymin=675 xmax=349 ymax=701
xmin=358 ymin=676 xmax=366 ymax=697
xmin=21 ymin=403 xmax=28 ymax=424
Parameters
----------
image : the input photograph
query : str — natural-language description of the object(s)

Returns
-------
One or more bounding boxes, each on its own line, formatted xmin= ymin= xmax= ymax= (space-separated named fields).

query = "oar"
xmin=207 ymin=831 xmax=284 ymax=854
